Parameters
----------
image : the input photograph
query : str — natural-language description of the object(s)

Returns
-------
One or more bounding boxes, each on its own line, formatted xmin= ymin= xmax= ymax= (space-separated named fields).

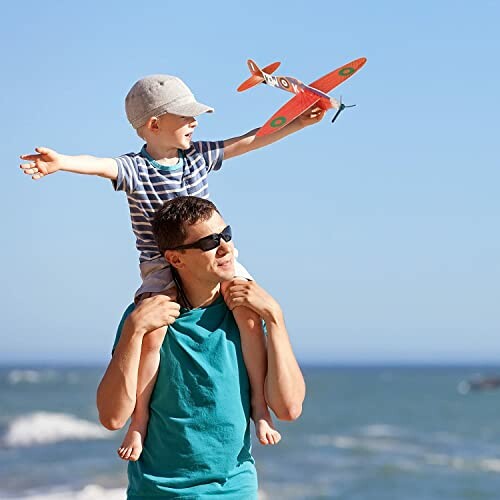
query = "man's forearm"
xmin=96 ymin=296 xmax=180 ymax=430
xmin=264 ymin=310 xmax=306 ymax=421
xmin=96 ymin=320 xmax=143 ymax=430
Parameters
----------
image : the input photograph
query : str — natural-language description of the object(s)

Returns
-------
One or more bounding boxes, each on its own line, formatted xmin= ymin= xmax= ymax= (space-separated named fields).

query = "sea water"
xmin=1 ymin=365 xmax=499 ymax=499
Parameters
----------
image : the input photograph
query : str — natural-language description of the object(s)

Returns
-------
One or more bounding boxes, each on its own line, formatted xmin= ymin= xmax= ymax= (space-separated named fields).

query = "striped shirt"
xmin=113 ymin=141 xmax=224 ymax=263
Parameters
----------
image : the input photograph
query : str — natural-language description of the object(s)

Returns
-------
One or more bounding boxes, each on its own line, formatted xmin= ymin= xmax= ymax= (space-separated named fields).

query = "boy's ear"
xmin=149 ymin=116 xmax=160 ymax=131
xmin=143 ymin=116 xmax=159 ymax=134
xmin=165 ymin=250 xmax=184 ymax=270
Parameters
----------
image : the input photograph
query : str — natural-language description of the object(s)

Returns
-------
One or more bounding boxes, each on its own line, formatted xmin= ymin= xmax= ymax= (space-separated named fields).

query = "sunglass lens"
xmin=221 ymin=226 xmax=232 ymax=242
xmin=197 ymin=227 xmax=232 ymax=251
xmin=199 ymin=236 xmax=220 ymax=252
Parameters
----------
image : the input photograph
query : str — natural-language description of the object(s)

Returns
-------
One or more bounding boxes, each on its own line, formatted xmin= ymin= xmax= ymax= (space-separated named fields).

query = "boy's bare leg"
xmin=231 ymin=304 xmax=281 ymax=445
xmin=117 ymin=326 xmax=166 ymax=461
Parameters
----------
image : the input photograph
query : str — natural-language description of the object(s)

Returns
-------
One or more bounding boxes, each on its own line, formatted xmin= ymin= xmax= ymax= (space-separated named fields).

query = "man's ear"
xmin=165 ymin=250 xmax=184 ymax=269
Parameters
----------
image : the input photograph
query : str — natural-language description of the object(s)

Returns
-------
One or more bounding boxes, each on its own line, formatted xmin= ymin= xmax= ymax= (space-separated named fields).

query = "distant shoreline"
xmin=1 ymin=361 xmax=499 ymax=369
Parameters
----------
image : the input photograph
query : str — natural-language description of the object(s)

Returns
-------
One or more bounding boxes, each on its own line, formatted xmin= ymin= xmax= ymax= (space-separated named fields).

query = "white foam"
xmin=360 ymin=424 xmax=403 ymax=438
xmin=309 ymin=433 xmax=422 ymax=454
xmin=425 ymin=453 xmax=500 ymax=473
xmin=4 ymin=485 xmax=125 ymax=500
xmin=2 ymin=412 xmax=112 ymax=447
xmin=7 ymin=370 xmax=58 ymax=385
xmin=479 ymin=458 xmax=500 ymax=473
xmin=4 ymin=485 xmax=269 ymax=500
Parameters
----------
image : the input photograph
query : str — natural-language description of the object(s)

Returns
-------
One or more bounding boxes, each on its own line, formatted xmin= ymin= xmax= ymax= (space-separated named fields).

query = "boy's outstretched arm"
xmin=224 ymin=105 xmax=326 ymax=160
xmin=20 ymin=147 xmax=118 ymax=180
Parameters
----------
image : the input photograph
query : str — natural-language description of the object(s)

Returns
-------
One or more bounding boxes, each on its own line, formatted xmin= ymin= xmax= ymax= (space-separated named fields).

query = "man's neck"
xmin=144 ymin=143 xmax=179 ymax=166
xmin=178 ymin=272 xmax=221 ymax=309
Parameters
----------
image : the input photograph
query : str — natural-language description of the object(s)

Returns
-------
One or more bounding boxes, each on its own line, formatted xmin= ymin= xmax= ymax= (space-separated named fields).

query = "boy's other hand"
xmin=296 ymin=105 xmax=326 ymax=128
xmin=222 ymin=279 xmax=282 ymax=323
xmin=130 ymin=295 xmax=181 ymax=336
xmin=20 ymin=147 xmax=63 ymax=180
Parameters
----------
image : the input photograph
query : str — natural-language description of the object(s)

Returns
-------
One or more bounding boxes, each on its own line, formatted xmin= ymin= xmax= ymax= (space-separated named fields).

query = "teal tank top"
xmin=114 ymin=296 xmax=257 ymax=499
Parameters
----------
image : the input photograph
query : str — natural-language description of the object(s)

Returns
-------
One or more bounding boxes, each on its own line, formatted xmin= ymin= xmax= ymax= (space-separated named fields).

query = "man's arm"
xmin=223 ymin=280 xmax=306 ymax=421
xmin=96 ymin=296 xmax=180 ymax=430
xmin=20 ymin=146 xmax=118 ymax=180
xmin=223 ymin=105 xmax=326 ymax=160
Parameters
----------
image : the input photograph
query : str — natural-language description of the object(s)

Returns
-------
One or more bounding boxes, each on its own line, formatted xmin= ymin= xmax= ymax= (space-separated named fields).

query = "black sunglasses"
xmin=170 ymin=225 xmax=232 ymax=252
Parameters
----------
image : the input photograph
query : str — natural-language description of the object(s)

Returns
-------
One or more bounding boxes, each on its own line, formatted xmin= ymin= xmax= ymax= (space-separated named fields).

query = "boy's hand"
xmin=20 ymin=147 xmax=63 ymax=180
xmin=295 ymin=105 xmax=326 ymax=128
xmin=222 ymin=279 xmax=282 ymax=323
xmin=129 ymin=295 xmax=181 ymax=336
xmin=19 ymin=148 xmax=118 ymax=180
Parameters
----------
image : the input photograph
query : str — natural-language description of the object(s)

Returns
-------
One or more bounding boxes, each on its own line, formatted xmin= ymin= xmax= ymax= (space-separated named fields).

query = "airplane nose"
xmin=330 ymin=97 xmax=340 ymax=110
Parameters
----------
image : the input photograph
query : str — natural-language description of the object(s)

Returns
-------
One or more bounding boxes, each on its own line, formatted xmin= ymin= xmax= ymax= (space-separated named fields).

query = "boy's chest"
xmin=147 ymin=160 xmax=209 ymax=199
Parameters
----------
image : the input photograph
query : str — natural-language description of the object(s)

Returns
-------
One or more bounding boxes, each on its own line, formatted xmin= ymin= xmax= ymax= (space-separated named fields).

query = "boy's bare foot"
xmin=254 ymin=413 xmax=281 ymax=445
xmin=117 ymin=428 xmax=144 ymax=461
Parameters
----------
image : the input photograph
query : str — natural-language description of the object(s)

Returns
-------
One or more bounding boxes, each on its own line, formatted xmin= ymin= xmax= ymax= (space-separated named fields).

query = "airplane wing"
xmin=256 ymin=91 xmax=320 ymax=137
xmin=309 ymin=57 xmax=367 ymax=94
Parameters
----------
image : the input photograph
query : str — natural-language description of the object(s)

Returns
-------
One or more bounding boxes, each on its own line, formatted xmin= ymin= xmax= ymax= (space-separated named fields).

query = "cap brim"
xmin=168 ymin=101 xmax=214 ymax=117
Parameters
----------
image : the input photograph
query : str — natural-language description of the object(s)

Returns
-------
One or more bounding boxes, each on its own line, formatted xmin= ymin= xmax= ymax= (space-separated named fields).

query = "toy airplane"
xmin=237 ymin=57 xmax=367 ymax=136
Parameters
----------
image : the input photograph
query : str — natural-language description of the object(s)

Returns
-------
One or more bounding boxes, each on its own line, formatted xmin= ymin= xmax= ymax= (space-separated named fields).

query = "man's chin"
xmin=217 ymin=266 xmax=235 ymax=282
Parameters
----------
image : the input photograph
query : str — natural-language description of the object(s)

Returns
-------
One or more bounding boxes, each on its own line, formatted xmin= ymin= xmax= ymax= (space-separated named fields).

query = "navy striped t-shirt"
xmin=113 ymin=141 xmax=224 ymax=263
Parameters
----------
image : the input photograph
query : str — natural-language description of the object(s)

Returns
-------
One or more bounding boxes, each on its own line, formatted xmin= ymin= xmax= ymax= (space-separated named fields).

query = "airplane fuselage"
xmin=261 ymin=72 xmax=336 ymax=109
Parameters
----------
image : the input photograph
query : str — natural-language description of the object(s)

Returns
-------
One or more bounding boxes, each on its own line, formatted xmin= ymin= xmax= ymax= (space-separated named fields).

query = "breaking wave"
xmin=1 ymin=485 xmax=125 ymax=499
xmin=6 ymin=370 xmax=59 ymax=385
xmin=1 ymin=485 xmax=268 ymax=500
xmin=2 ymin=412 xmax=111 ymax=447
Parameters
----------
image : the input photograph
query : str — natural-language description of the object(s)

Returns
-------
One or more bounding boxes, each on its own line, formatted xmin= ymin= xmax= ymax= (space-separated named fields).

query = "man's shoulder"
xmin=112 ymin=303 xmax=136 ymax=352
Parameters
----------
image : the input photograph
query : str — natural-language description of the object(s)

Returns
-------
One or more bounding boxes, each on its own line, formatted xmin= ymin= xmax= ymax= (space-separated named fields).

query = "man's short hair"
xmin=152 ymin=196 xmax=220 ymax=253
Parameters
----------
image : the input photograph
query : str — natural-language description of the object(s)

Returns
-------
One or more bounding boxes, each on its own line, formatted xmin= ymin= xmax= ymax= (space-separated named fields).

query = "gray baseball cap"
xmin=125 ymin=75 xmax=214 ymax=129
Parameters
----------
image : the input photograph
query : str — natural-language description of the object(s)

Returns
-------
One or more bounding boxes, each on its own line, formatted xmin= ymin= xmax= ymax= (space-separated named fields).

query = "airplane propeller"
xmin=331 ymin=96 xmax=356 ymax=124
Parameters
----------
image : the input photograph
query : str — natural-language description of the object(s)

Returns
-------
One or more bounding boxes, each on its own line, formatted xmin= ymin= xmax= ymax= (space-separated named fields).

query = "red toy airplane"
xmin=237 ymin=57 xmax=367 ymax=136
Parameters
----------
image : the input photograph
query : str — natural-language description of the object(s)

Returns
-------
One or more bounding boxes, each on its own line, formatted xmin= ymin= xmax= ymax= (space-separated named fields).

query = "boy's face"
xmin=154 ymin=113 xmax=198 ymax=150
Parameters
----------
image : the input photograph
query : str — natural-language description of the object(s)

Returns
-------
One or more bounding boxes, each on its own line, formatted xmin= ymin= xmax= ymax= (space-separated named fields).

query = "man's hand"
xmin=129 ymin=295 xmax=181 ymax=337
xmin=20 ymin=147 xmax=64 ymax=180
xmin=295 ymin=105 xmax=326 ymax=128
xmin=222 ymin=279 xmax=282 ymax=323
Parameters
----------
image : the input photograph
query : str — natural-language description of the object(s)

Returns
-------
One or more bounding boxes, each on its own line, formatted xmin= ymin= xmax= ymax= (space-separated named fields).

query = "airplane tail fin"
xmin=237 ymin=59 xmax=281 ymax=92
xmin=261 ymin=61 xmax=281 ymax=74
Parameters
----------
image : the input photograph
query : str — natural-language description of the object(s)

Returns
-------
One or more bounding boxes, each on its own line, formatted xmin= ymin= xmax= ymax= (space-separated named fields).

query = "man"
xmin=96 ymin=196 xmax=306 ymax=499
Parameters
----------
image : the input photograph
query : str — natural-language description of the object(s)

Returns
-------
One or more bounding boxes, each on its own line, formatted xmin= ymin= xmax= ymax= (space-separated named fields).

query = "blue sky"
xmin=2 ymin=0 xmax=499 ymax=364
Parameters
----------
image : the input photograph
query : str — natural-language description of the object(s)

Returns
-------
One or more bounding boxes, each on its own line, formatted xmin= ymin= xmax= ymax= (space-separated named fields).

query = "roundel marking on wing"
xmin=339 ymin=67 xmax=355 ymax=77
xmin=270 ymin=116 xmax=287 ymax=128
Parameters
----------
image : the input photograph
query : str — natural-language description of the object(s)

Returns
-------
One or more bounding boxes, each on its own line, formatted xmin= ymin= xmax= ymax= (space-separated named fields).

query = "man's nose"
xmin=188 ymin=117 xmax=197 ymax=128
xmin=216 ymin=239 xmax=231 ymax=255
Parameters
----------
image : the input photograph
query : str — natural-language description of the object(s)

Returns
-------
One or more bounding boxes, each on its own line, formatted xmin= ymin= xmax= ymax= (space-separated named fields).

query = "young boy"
xmin=20 ymin=74 xmax=325 ymax=461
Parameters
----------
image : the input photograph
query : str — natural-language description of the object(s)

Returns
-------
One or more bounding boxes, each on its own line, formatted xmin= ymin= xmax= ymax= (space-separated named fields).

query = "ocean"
xmin=1 ymin=365 xmax=499 ymax=499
